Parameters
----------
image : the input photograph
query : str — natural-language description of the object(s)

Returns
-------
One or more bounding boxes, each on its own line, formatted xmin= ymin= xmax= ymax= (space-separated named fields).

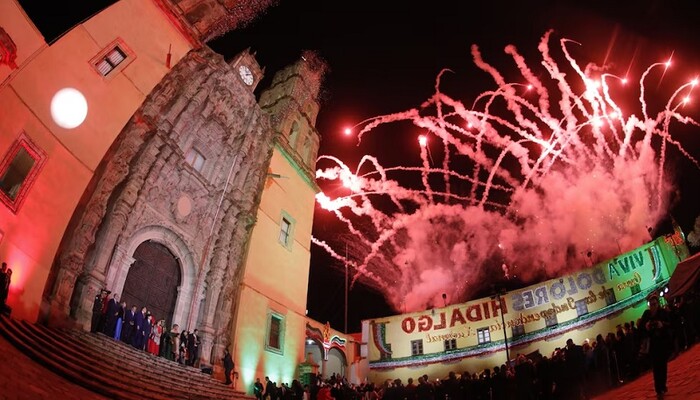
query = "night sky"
xmin=20 ymin=0 xmax=700 ymax=333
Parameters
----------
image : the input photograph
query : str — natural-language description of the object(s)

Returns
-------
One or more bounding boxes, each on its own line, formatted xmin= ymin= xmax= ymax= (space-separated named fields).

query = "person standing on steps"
xmin=187 ymin=328 xmax=200 ymax=366
xmin=91 ymin=289 xmax=108 ymax=333
xmin=132 ymin=306 xmax=146 ymax=349
xmin=103 ymin=293 xmax=120 ymax=336
xmin=223 ymin=347 xmax=234 ymax=385
xmin=113 ymin=300 xmax=126 ymax=340
xmin=121 ymin=305 xmax=137 ymax=344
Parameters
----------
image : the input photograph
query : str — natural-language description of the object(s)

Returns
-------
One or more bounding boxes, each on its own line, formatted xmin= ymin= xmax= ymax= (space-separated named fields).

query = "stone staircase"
xmin=0 ymin=316 xmax=251 ymax=400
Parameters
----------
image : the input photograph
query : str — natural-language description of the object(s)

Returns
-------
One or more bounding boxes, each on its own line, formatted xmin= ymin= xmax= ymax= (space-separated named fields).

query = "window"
xmin=604 ymin=288 xmax=617 ymax=306
xmin=95 ymin=46 xmax=126 ymax=76
xmin=411 ymin=339 xmax=423 ymax=355
xmin=90 ymin=39 xmax=134 ymax=78
xmin=575 ymin=299 xmax=589 ymax=317
xmin=477 ymin=328 xmax=491 ymax=344
xmin=278 ymin=211 xmax=295 ymax=250
xmin=512 ymin=324 xmax=525 ymax=338
xmin=185 ymin=148 xmax=206 ymax=172
xmin=0 ymin=133 xmax=46 ymax=213
xmin=544 ymin=311 xmax=558 ymax=328
xmin=301 ymin=137 xmax=312 ymax=164
xmin=279 ymin=218 xmax=291 ymax=245
xmin=444 ymin=338 xmax=457 ymax=351
xmin=265 ymin=311 xmax=284 ymax=354
xmin=289 ymin=121 xmax=300 ymax=148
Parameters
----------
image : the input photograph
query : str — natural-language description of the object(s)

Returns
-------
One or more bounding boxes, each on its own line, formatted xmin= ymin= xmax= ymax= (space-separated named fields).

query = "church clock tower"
xmin=229 ymin=51 xmax=327 ymax=389
xmin=229 ymin=48 xmax=264 ymax=91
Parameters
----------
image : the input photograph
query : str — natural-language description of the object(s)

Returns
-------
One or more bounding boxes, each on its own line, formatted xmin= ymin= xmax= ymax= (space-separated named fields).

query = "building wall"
xmin=361 ymin=236 xmax=685 ymax=383
xmin=304 ymin=319 xmax=360 ymax=383
xmin=0 ymin=0 xmax=45 ymax=83
xmin=0 ymin=86 xmax=92 ymax=319
xmin=234 ymin=143 xmax=317 ymax=391
xmin=243 ymin=146 xmax=315 ymax=313
xmin=0 ymin=0 xmax=192 ymax=322
xmin=235 ymin=285 xmax=307 ymax=389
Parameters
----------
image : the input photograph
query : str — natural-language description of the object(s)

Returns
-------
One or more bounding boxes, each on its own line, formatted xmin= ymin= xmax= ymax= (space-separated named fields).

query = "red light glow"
xmin=418 ymin=135 xmax=427 ymax=147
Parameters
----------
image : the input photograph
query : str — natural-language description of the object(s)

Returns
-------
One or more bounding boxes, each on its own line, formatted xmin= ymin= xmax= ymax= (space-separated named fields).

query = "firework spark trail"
xmin=314 ymin=31 xmax=700 ymax=312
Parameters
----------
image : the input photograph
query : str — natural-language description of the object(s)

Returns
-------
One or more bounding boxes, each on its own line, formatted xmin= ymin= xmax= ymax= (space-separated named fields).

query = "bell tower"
xmin=229 ymin=48 xmax=265 ymax=92
xmin=230 ymin=51 xmax=328 ymax=388
xmin=259 ymin=51 xmax=327 ymax=176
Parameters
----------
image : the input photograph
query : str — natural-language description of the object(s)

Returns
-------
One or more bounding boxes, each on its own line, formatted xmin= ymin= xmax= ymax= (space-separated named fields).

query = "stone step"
xmin=62 ymin=328 xmax=240 ymax=399
xmin=59 ymin=328 xmax=225 ymax=393
xmin=25 ymin=322 xmax=223 ymax=399
xmin=0 ymin=316 xmax=252 ymax=400
xmin=0 ymin=316 xmax=164 ymax=400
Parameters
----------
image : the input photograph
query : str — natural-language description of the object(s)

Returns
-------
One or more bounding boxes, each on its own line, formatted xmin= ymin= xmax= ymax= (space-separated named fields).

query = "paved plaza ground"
xmin=593 ymin=343 xmax=700 ymax=400
xmin=1 ymin=332 xmax=699 ymax=399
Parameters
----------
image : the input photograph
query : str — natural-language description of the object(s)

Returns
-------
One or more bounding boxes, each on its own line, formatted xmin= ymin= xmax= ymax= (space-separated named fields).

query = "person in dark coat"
xmin=91 ymin=289 xmax=108 ymax=333
xmin=188 ymin=329 xmax=200 ymax=366
xmin=103 ymin=293 xmax=120 ymax=336
xmin=0 ymin=262 xmax=8 ymax=312
xmin=565 ymin=338 xmax=586 ymax=399
xmin=141 ymin=312 xmax=153 ymax=351
xmin=640 ymin=294 xmax=672 ymax=396
xmin=254 ymin=378 xmax=264 ymax=400
xmin=265 ymin=376 xmax=277 ymax=400
xmin=121 ymin=305 xmax=137 ymax=343
xmin=132 ymin=306 xmax=146 ymax=349
xmin=223 ymin=347 xmax=234 ymax=385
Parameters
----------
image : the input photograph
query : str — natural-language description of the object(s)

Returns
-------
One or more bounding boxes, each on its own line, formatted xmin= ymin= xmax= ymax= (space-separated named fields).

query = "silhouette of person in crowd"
xmin=264 ymin=376 xmax=276 ymax=400
xmin=254 ymin=378 xmax=264 ymax=400
xmin=0 ymin=262 xmax=8 ymax=313
xmin=640 ymin=294 xmax=671 ymax=397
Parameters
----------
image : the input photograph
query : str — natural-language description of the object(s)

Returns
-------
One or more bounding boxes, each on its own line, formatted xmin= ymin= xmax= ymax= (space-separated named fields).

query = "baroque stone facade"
xmin=157 ymin=0 xmax=279 ymax=43
xmin=42 ymin=45 xmax=278 ymax=364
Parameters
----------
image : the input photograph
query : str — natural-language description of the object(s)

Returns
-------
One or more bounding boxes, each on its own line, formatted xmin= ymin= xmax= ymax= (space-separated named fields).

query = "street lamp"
xmin=344 ymin=241 xmax=348 ymax=334
xmin=491 ymin=286 xmax=510 ymax=364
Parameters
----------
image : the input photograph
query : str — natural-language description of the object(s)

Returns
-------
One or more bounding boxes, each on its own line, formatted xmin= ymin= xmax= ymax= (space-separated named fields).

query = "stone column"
xmin=106 ymin=245 xmax=135 ymax=295
xmin=199 ymin=324 xmax=215 ymax=366
xmin=74 ymin=272 xmax=107 ymax=328
xmin=43 ymin=266 xmax=79 ymax=327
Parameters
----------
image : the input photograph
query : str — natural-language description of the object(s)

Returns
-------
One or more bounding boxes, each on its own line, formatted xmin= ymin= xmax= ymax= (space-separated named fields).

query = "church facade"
xmin=0 ymin=0 xmax=336 ymax=390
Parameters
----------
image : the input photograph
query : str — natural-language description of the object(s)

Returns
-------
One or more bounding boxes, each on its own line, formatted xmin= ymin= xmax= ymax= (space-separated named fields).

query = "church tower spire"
xmin=259 ymin=51 xmax=328 ymax=178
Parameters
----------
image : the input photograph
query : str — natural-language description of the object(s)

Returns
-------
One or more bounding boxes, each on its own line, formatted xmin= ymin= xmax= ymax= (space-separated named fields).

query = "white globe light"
xmin=51 ymin=88 xmax=88 ymax=129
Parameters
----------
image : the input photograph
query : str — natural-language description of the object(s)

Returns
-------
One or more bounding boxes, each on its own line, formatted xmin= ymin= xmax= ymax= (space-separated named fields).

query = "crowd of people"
xmin=88 ymin=285 xmax=698 ymax=398
xmin=293 ymin=291 xmax=698 ymax=400
xmin=91 ymin=288 xmax=201 ymax=367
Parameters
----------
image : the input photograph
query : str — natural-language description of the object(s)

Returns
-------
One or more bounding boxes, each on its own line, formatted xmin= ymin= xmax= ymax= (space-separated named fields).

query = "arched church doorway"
xmin=122 ymin=240 xmax=181 ymax=328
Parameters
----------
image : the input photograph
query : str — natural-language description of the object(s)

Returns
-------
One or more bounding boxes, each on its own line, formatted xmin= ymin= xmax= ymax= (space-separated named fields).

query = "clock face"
xmin=239 ymin=65 xmax=254 ymax=86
